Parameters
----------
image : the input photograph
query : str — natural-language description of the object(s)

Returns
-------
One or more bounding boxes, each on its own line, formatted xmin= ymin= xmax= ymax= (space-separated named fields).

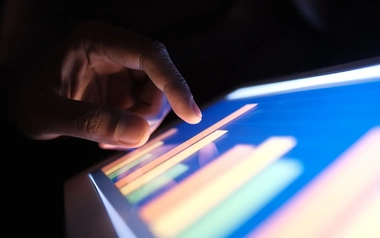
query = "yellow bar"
xmin=114 ymin=104 xmax=257 ymax=188
xmin=102 ymin=128 xmax=177 ymax=175
xmin=149 ymin=136 xmax=297 ymax=238
xmin=119 ymin=130 xmax=228 ymax=195
xmin=247 ymin=127 xmax=380 ymax=238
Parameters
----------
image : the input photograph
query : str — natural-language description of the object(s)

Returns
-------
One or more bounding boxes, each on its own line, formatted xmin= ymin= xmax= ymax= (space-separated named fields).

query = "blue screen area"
xmin=90 ymin=65 xmax=380 ymax=238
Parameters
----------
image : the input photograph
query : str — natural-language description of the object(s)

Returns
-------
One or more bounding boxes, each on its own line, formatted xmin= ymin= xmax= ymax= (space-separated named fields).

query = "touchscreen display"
xmin=89 ymin=64 xmax=380 ymax=238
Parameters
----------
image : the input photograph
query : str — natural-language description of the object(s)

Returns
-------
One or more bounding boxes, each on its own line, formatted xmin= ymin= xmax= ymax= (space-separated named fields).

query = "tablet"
xmin=64 ymin=57 xmax=380 ymax=238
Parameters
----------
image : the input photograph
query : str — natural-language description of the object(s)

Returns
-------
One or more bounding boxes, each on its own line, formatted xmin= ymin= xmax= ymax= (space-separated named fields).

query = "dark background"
xmin=2 ymin=0 xmax=380 ymax=237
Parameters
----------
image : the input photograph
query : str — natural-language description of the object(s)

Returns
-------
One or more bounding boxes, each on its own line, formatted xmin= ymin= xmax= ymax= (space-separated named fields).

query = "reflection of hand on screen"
xmin=198 ymin=142 xmax=220 ymax=167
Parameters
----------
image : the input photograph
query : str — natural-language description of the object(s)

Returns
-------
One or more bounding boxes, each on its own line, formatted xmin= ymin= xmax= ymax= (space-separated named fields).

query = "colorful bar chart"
xmin=109 ymin=145 xmax=179 ymax=183
xmin=102 ymin=128 xmax=178 ymax=175
xmin=119 ymin=129 xmax=228 ymax=195
xmin=141 ymin=136 xmax=297 ymax=237
xmin=247 ymin=126 xmax=380 ymax=238
xmin=177 ymin=159 xmax=303 ymax=238
xmin=126 ymin=163 xmax=190 ymax=204
xmin=139 ymin=144 xmax=257 ymax=222
xmin=88 ymin=72 xmax=380 ymax=238
xmin=98 ymin=103 xmax=298 ymax=237
xmin=113 ymin=103 xmax=257 ymax=189
xmin=108 ymin=153 xmax=153 ymax=180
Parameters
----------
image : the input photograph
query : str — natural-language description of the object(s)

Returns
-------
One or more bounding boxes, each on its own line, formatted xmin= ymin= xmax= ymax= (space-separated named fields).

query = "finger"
xmin=79 ymin=20 xmax=202 ymax=124
xmin=107 ymin=69 xmax=136 ymax=109
xmin=40 ymin=94 xmax=151 ymax=148
xmin=139 ymin=42 xmax=203 ymax=124
xmin=98 ymin=143 xmax=131 ymax=150
xmin=129 ymin=79 xmax=172 ymax=133
xmin=107 ymin=72 xmax=171 ymax=131
xmin=129 ymin=78 xmax=170 ymax=118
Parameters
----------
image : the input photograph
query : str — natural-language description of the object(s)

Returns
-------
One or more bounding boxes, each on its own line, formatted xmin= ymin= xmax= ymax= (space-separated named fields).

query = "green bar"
xmin=178 ymin=159 xmax=303 ymax=238
xmin=108 ymin=153 xmax=152 ymax=180
xmin=126 ymin=163 xmax=189 ymax=204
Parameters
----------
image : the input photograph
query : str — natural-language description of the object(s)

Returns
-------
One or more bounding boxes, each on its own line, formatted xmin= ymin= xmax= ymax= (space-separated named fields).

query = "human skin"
xmin=5 ymin=20 xmax=202 ymax=149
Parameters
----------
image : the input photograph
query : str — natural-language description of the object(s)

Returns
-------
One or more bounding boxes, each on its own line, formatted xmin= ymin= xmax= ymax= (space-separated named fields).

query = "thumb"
xmin=44 ymin=96 xmax=151 ymax=148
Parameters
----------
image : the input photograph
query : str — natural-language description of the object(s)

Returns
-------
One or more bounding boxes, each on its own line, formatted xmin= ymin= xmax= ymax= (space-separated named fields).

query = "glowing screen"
xmin=90 ymin=63 xmax=380 ymax=238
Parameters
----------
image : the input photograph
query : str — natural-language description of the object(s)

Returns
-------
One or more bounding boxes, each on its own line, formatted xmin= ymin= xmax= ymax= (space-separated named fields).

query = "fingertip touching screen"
xmin=89 ymin=61 xmax=380 ymax=238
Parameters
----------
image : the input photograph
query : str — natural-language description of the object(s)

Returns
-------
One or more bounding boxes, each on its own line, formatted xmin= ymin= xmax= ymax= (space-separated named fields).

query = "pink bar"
xmin=115 ymin=104 xmax=257 ymax=189
xmin=247 ymin=127 xmax=380 ymax=238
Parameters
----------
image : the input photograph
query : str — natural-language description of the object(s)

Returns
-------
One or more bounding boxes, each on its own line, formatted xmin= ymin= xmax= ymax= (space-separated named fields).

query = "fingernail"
xmin=191 ymin=97 xmax=202 ymax=119
xmin=116 ymin=116 xmax=148 ymax=145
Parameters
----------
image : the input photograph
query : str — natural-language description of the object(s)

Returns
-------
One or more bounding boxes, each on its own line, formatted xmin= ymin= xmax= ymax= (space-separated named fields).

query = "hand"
xmin=8 ymin=20 xmax=202 ymax=149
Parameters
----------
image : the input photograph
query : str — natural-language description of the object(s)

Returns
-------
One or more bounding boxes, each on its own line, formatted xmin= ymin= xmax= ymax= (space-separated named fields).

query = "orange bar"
xmin=139 ymin=144 xmax=256 ymax=222
xmin=114 ymin=104 xmax=257 ymax=188
xmin=102 ymin=128 xmax=177 ymax=175
xmin=247 ymin=126 xmax=380 ymax=238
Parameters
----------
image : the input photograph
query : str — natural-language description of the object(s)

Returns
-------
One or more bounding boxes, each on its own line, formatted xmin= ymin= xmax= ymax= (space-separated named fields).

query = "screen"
xmin=89 ymin=62 xmax=380 ymax=238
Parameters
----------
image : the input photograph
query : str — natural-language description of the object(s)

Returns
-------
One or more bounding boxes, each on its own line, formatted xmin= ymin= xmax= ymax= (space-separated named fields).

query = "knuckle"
xmin=165 ymin=72 xmax=189 ymax=89
xmin=76 ymin=107 xmax=103 ymax=135
xmin=140 ymin=40 xmax=168 ymax=69
xmin=163 ymin=80 xmax=188 ymax=98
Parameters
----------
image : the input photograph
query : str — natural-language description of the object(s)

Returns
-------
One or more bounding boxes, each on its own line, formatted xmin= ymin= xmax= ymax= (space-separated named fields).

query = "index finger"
xmin=140 ymin=42 xmax=203 ymax=124
xmin=79 ymin=20 xmax=202 ymax=124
